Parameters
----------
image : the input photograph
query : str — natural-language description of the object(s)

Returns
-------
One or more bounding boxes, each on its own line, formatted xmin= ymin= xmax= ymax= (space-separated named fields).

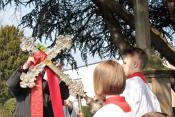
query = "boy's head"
xmin=122 ymin=48 xmax=148 ymax=76
xmin=93 ymin=60 xmax=126 ymax=97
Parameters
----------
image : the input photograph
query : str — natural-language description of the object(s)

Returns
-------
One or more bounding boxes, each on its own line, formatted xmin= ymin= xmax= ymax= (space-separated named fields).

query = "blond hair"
xmin=93 ymin=60 xmax=126 ymax=97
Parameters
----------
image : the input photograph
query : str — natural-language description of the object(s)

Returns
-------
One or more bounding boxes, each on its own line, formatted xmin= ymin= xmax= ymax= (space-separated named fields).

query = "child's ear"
xmin=133 ymin=61 xmax=138 ymax=68
xmin=134 ymin=64 xmax=137 ymax=68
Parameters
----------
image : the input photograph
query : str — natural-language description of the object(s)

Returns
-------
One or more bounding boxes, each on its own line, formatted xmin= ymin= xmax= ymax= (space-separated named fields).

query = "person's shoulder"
xmin=126 ymin=76 xmax=146 ymax=87
xmin=93 ymin=104 xmax=124 ymax=117
xmin=94 ymin=104 xmax=135 ymax=117
xmin=123 ymin=76 xmax=147 ymax=95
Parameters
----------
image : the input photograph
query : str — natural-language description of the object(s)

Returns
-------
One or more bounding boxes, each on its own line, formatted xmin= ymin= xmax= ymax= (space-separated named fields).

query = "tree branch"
xmin=165 ymin=0 xmax=175 ymax=24
xmin=92 ymin=0 xmax=131 ymax=52
xmin=94 ymin=0 xmax=175 ymax=65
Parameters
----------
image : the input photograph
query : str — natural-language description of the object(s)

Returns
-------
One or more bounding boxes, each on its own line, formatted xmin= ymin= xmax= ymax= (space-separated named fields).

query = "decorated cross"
xmin=19 ymin=35 xmax=85 ymax=97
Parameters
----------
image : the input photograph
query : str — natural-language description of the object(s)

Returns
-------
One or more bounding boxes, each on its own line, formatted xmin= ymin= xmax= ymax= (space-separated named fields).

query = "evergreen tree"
xmin=0 ymin=25 xmax=27 ymax=103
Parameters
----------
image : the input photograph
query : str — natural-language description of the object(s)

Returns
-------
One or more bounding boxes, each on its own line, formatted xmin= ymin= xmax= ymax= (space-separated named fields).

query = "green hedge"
xmin=0 ymin=98 xmax=16 ymax=117
xmin=0 ymin=104 xmax=3 ymax=117
xmin=0 ymin=99 xmax=92 ymax=117
xmin=82 ymin=106 xmax=92 ymax=117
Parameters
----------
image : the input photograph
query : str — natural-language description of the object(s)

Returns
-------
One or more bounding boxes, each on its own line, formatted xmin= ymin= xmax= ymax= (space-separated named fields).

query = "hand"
xmin=64 ymin=98 xmax=73 ymax=114
xmin=77 ymin=111 xmax=84 ymax=117
xmin=22 ymin=56 xmax=35 ymax=70
xmin=64 ymin=99 xmax=71 ymax=106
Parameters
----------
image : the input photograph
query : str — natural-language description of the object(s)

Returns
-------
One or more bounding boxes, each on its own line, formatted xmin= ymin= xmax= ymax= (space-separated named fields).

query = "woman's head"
xmin=93 ymin=60 xmax=126 ymax=97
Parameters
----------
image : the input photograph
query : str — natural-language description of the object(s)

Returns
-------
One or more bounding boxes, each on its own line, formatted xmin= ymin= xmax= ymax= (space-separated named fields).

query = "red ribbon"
xmin=105 ymin=96 xmax=131 ymax=112
xmin=31 ymin=74 xmax=43 ymax=117
xmin=31 ymin=51 xmax=64 ymax=117
xmin=46 ymin=68 xmax=64 ymax=117
xmin=128 ymin=72 xmax=148 ymax=84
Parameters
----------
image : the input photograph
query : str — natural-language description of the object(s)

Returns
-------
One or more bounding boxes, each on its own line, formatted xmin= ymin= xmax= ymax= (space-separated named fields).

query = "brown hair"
xmin=93 ymin=60 xmax=126 ymax=97
xmin=141 ymin=112 xmax=171 ymax=117
xmin=122 ymin=48 xmax=148 ymax=68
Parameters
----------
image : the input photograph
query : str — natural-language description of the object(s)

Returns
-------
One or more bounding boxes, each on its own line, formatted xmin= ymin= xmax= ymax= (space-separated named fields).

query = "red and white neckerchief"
xmin=128 ymin=72 xmax=148 ymax=84
xmin=105 ymin=96 xmax=131 ymax=112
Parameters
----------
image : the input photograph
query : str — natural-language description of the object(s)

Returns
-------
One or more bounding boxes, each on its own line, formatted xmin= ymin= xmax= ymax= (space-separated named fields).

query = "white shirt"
xmin=93 ymin=104 xmax=135 ymax=117
xmin=121 ymin=76 xmax=161 ymax=117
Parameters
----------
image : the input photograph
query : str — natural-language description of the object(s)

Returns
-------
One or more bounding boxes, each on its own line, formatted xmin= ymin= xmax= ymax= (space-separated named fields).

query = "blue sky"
xmin=0 ymin=4 xmax=33 ymax=36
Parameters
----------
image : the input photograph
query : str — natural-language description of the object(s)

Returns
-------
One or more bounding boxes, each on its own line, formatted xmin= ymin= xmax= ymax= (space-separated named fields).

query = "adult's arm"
xmin=7 ymin=56 xmax=34 ymax=97
xmin=6 ymin=67 xmax=23 ymax=97
xmin=60 ymin=81 xmax=70 ymax=101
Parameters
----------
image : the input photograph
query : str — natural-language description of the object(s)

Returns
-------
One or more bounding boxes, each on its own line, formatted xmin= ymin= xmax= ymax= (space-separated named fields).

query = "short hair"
xmin=93 ymin=60 xmax=126 ymax=96
xmin=122 ymin=48 xmax=148 ymax=68
xmin=141 ymin=112 xmax=171 ymax=117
